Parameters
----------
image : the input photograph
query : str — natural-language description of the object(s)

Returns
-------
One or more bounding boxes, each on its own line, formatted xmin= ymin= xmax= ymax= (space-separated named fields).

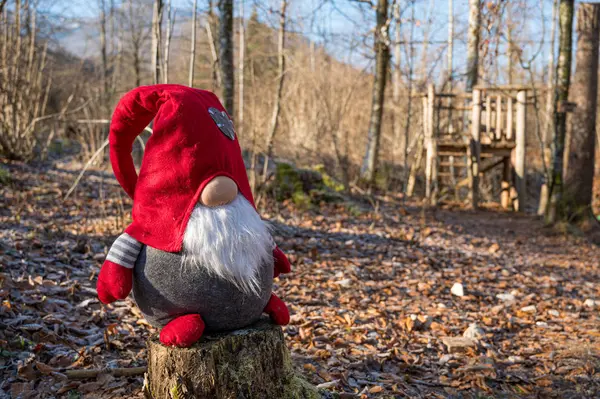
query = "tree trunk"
xmin=126 ymin=0 xmax=144 ymax=88
xmin=206 ymin=15 xmax=222 ymax=90
xmin=361 ymin=0 xmax=389 ymax=185
xmin=446 ymin=0 xmax=455 ymax=199
xmin=392 ymin=1 xmax=401 ymax=163
xmin=163 ymin=0 xmax=175 ymax=84
xmin=108 ymin=0 xmax=118 ymax=95
xmin=132 ymin=42 xmax=142 ymax=87
xmin=403 ymin=1 xmax=416 ymax=198
xmin=447 ymin=0 xmax=453 ymax=90
xmin=546 ymin=0 xmax=575 ymax=224
xmin=538 ymin=0 xmax=559 ymax=216
xmin=469 ymin=89 xmax=482 ymax=208
xmin=466 ymin=0 xmax=481 ymax=92
xmin=238 ymin=0 xmax=245 ymax=136
xmin=145 ymin=319 xmax=321 ymax=399
xmin=151 ymin=0 xmax=163 ymax=85
xmin=113 ymin=30 xmax=123 ymax=98
xmin=99 ymin=0 xmax=109 ymax=101
xmin=564 ymin=2 xmax=600 ymax=219
xmin=424 ymin=84 xmax=438 ymax=204
xmin=465 ymin=0 xmax=481 ymax=204
xmin=261 ymin=0 xmax=288 ymax=183
xmin=218 ymin=0 xmax=234 ymax=116
xmin=514 ymin=90 xmax=527 ymax=212
xmin=406 ymin=134 xmax=424 ymax=198
xmin=188 ymin=0 xmax=197 ymax=87
xmin=544 ymin=0 xmax=560 ymax=146
xmin=506 ymin=13 xmax=514 ymax=84
xmin=417 ymin=0 xmax=434 ymax=89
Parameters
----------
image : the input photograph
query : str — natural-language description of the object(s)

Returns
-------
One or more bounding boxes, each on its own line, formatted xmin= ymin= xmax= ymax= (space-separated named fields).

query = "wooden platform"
xmin=420 ymin=84 xmax=528 ymax=211
xmin=438 ymin=140 xmax=515 ymax=157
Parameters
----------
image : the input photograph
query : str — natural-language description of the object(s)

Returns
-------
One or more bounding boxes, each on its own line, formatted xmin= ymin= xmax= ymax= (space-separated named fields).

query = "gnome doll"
xmin=96 ymin=84 xmax=291 ymax=348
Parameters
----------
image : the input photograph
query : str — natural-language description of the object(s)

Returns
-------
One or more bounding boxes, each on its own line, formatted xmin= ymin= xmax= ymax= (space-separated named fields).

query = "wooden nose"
xmin=200 ymin=176 xmax=238 ymax=207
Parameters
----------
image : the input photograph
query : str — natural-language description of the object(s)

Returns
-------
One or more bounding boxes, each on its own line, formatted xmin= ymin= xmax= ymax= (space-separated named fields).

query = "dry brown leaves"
xmin=1 ymin=161 xmax=600 ymax=398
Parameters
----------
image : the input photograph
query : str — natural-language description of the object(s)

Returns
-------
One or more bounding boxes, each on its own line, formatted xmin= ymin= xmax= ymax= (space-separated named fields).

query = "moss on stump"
xmin=145 ymin=318 xmax=322 ymax=399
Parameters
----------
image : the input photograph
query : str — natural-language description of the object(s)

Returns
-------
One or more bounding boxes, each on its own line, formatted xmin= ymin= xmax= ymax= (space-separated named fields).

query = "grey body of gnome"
xmin=132 ymin=246 xmax=274 ymax=331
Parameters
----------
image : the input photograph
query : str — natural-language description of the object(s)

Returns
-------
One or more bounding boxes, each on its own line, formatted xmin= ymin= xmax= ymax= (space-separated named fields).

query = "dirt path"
xmin=1 ymin=162 xmax=599 ymax=398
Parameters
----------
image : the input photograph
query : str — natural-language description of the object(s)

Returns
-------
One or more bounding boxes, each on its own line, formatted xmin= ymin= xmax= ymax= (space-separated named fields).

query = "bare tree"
xmin=417 ymin=0 xmax=434 ymax=89
xmin=0 ymin=3 xmax=92 ymax=161
xmin=447 ymin=0 xmax=453 ymax=89
xmin=404 ymin=0 xmax=416 ymax=197
xmin=126 ymin=0 xmax=150 ymax=87
xmin=391 ymin=1 xmax=401 ymax=162
xmin=466 ymin=0 xmax=481 ymax=92
xmin=563 ymin=2 xmax=600 ymax=220
xmin=544 ymin=0 xmax=559 ymax=143
xmin=238 ymin=0 xmax=245 ymax=136
xmin=466 ymin=0 xmax=484 ymax=208
xmin=538 ymin=0 xmax=559 ymax=216
xmin=163 ymin=0 xmax=175 ymax=83
xmin=206 ymin=1 xmax=221 ymax=90
xmin=360 ymin=0 xmax=390 ymax=186
xmin=219 ymin=0 xmax=234 ymax=115
xmin=506 ymin=13 xmax=514 ymax=84
xmin=0 ymin=3 xmax=54 ymax=160
xmin=151 ymin=0 xmax=163 ymax=84
xmin=547 ymin=0 xmax=575 ymax=224
xmin=189 ymin=0 xmax=197 ymax=86
xmin=262 ymin=0 xmax=288 ymax=182
xmin=112 ymin=21 xmax=124 ymax=92
xmin=99 ymin=0 xmax=109 ymax=99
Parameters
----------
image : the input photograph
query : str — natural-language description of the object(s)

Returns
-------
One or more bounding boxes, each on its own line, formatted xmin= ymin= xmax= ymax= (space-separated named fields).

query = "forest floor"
xmin=1 ymin=160 xmax=600 ymax=399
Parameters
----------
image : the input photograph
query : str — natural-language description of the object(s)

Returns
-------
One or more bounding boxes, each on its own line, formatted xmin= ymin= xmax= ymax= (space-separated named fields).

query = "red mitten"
xmin=273 ymin=246 xmax=291 ymax=278
xmin=97 ymin=260 xmax=133 ymax=304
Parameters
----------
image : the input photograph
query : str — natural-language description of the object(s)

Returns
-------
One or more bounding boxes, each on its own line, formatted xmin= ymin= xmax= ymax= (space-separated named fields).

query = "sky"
xmin=41 ymin=0 xmax=563 ymax=87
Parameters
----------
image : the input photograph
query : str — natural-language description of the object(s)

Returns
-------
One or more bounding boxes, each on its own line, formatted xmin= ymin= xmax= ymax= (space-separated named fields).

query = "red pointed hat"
xmin=109 ymin=84 xmax=254 ymax=252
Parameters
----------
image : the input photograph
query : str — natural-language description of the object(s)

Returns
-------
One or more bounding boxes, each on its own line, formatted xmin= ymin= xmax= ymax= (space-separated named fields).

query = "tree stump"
xmin=145 ymin=318 xmax=322 ymax=399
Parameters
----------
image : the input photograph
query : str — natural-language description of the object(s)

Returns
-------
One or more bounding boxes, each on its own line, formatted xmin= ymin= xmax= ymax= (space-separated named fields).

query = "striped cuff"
xmin=106 ymin=233 xmax=142 ymax=269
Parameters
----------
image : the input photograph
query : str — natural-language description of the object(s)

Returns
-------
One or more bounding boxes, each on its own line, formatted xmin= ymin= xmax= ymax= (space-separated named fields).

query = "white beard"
xmin=182 ymin=194 xmax=273 ymax=295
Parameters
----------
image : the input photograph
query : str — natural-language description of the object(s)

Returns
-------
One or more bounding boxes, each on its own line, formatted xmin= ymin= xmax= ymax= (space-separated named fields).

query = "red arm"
xmin=96 ymin=233 xmax=140 ymax=304
xmin=273 ymin=246 xmax=291 ymax=278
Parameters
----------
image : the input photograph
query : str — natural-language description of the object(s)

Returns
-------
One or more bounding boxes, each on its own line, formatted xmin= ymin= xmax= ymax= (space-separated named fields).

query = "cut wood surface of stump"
xmin=146 ymin=318 xmax=323 ymax=399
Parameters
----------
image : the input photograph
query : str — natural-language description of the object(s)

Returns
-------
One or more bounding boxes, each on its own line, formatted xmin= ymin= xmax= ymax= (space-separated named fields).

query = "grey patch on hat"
xmin=208 ymin=107 xmax=236 ymax=140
